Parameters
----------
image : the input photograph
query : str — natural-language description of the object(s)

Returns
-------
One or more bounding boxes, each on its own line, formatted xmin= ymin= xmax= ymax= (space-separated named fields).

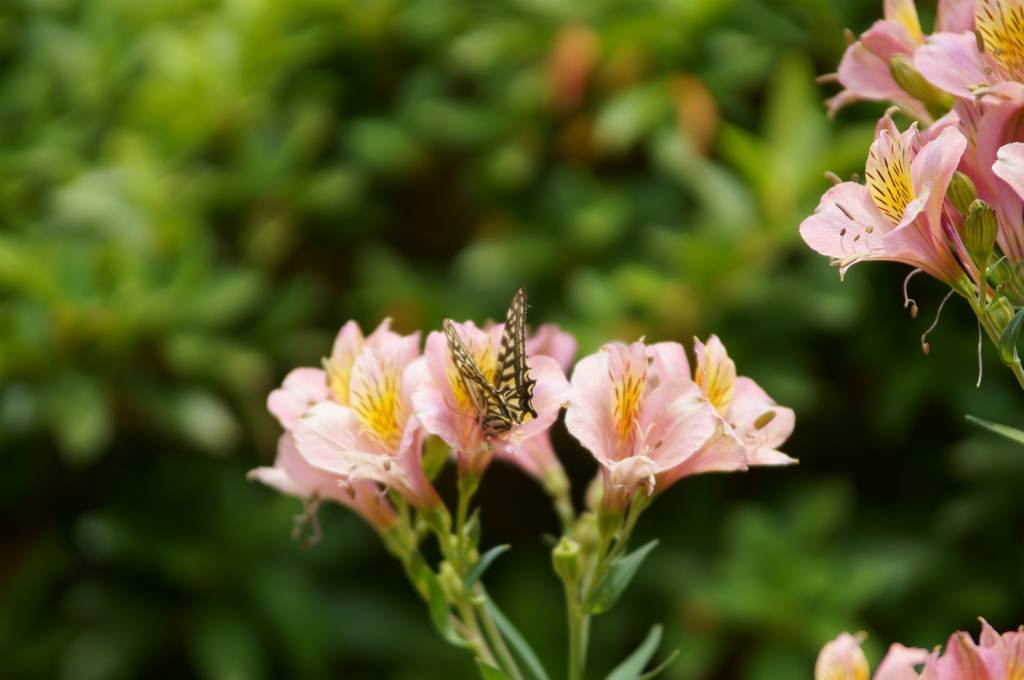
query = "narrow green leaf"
xmin=966 ymin=415 xmax=1024 ymax=446
xmin=604 ymin=625 xmax=663 ymax=680
xmin=998 ymin=307 xmax=1024 ymax=366
xmin=638 ymin=650 xmax=680 ymax=680
xmin=477 ymin=660 xmax=513 ymax=680
xmin=484 ymin=595 xmax=552 ymax=680
xmin=589 ymin=540 xmax=659 ymax=615
xmin=463 ymin=544 xmax=510 ymax=597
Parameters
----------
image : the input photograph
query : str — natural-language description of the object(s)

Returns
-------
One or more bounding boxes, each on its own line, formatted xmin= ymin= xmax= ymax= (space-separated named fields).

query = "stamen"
xmin=754 ymin=410 xmax=777 ymax=430
xmin=825 ymin=170 xmax=842 ymax=185
xmin=850 ymin=172 xmax=860 ymax=183
xmin=921 ymin=289 xmax=955 ymax=354
xmin=844 ymin=28 xmax=855 ymax=46
xmin=903 ymin=268 xmax=923 ymax=318
xmin=837 ymin=204 xmax=854 ymax=220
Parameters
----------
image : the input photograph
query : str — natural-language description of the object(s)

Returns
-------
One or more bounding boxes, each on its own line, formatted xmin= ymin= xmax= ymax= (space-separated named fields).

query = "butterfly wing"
xmin=443 ymin=317 xmax=513 ymax=432
xmin=495 ymin=286 xmax=538 ymax=425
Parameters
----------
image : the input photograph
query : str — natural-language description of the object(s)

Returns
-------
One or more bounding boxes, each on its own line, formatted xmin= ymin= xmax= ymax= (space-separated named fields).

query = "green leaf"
xmin=589 ymin=540 xmax=659 ymax=615
xmin=477 ymin=659 xmax=513 ymax=680
xmin=463 ymin=544 xmax=510 ymax=597
xmin=604 ymin=624 xmax=664 ymax=680
xmin=998 ymin=307 xmax=1024 ymax=366
xmin=966 ymin=415 xmax=1024 ymax=446
xmin=638 ymin=650 xmax=680 ymax=680
xmin=483 ymin=595 xmax=552 ymax=680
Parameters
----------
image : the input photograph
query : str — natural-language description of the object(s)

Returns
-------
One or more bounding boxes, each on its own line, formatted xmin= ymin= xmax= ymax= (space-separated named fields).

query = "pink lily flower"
xmin=292 ymin=348 xmax=443 ymax=511
xmin=248 ymin=433 xmax=398 ymax=532
xmin=651 ymin=337 xmax=796 ymax=490
xmin=564 ymin=339 xmax=718 ymax=508
xmin=815 ymin=632 xmax=930 ymax=680
xmin=267 ymin=318 xmax=420 ymax=428
xmin=829 ymin=0 xmax=934 ymax=120
xmin=496 ymin=323 xmax=578 ymax=483
xmin=413 ymin=320 xmax=571 ymax=477
xmin=926 ymin=619 xmax=1024 ymax=680
xmin=799 ymin=112 xmax=973 ymax=288
xmin=916 ymin=0 xmax=1024 ymax=102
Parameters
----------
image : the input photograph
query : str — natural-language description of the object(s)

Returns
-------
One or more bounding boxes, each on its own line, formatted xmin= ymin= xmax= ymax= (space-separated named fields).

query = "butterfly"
xmin=442 ymin=286 xmax=538 ymax=435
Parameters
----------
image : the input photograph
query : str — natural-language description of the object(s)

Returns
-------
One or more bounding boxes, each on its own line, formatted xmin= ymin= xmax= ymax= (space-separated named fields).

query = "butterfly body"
xmin=443 ymin=286 xmax=537 ymax=436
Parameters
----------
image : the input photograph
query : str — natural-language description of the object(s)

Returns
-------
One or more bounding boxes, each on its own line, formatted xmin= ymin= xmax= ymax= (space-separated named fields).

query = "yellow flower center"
xmin=977 ymin=0 xmax=1024 ymax=82
xmin=609 ymin=350 xmax=645 ymax=458
xmin=349 ymin=357 xmax=406 ymax=453
xmin=865 ymin=131 xmax=915 ymax=225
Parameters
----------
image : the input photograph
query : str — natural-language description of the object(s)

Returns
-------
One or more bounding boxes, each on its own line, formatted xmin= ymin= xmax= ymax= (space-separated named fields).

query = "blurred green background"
xmin=3 ymin=0 xmax=1023 ymax=678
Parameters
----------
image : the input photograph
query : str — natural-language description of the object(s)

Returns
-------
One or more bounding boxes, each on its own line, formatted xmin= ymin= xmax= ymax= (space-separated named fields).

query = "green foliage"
xmin=3 ymin=0 xmax=1024 ymax=678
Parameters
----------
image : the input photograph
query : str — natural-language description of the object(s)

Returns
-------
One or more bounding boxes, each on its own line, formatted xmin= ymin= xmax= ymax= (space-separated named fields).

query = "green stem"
xmin=457 ymin=473 xmax=481 ymax=557
xmin=977 ymin=301 xmax=1024 ymax=393
xmin=473 ymin=587 xmax=524 ymax=680
xmin=565 ymin=578 xmax=585 ymax=680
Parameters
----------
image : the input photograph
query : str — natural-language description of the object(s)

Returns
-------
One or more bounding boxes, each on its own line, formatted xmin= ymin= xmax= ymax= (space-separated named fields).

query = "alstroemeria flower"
xmin=650 ymin=337 xmax=796 ymax=490
xmin=267 ymin=318 xmax=420 ymax=429
xmin=828 ymin=0 xmax=937 ymax=120
xmin=926 ymin=620 xmax=1024 ymax=680
xmin=564 ymin=340 xmax=718 ymax=507
xmin=800 ymin=112 xmax=972 ymax=287
xmin=916 ymin=0 xmax=1024 ymax=102
xmin=249 ymin=433 xmax=398 ymax=532
xmin=293 ymin=348 xmax=442 ymax=511
xmin=414 ymin=320 xmax=570 ymax=477
xmin=816 ymin=632 xmax=930 ymax=680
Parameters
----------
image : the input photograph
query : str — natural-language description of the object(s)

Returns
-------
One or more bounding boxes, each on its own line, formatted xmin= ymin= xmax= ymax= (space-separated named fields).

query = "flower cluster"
xmin=247 ymin=295 xmax=796 ymax=678
xmin=802 ymin=0 xmax=1024 ymax=376
xmin=816 ymin=621 xmax=1024 ymax=680
xmin=250 ymin=315 xmax=797 ymax=531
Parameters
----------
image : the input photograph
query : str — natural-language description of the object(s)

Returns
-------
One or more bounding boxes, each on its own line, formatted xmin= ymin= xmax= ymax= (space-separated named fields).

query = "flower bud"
xmin=988 ymin=296 xmax=1016 ymax=335
xmin=572 ymin=512 xmax=600 ymax=553
xmin=889 ymin=54 xmax=953 ymax=118
xmin=552 ymin=537 xmax=582 ymax=584
xmin=964 ymin=199 xmax=998 ymax=267
xmin=437 ymin=561 xmax=462 ymax=602
xmin=946 ymin=171 xmax=978 ymax=215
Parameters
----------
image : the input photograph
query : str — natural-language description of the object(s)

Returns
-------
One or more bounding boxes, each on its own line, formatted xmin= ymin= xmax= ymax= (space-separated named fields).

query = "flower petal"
xmin=937 ymin=0 xmax=975 ymax=33
xmin=694 ymin=335 xmax=737 ymax=414
xmin=799 ymin=182 xmax=891 ymax=263
xmin=292 ymin=401 xmax=368 ymax=476
xmin=646 ymin=341 xmax=691 ymax=384
xmin=639 ymin=379 xmax=717 ymax=471
xmin=994 ymin=142 xmax=1024 ymax=202
xmin=267 ymin=367 xmax=329 ymax=430
xmin=873 ymin=643 xmax=929 ymax=680
xmin=916 ymin=31 xmax=994 ymax=99
xmin=565 ymin=350 xmax=615 ymax=464
xmin=910 ymin=126 xmax=967 ymax=228
xmin=815 ymin=632 xmax=870 ymax=680
xmin=656 ymin=420 xmax=748 ymax=488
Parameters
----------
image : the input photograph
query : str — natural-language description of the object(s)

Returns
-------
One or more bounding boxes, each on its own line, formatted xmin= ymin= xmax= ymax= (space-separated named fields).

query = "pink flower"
xmin=651 ymin=337 xmax=796 ymax=489
xmin=292 ymin=348 xmax=443 ymax=511
xmin=564 ymin=340 xmax=718 ymax=507
xmin=829 ymin=0 xmax=935 ymax=120
xmin=248 ymin=433 xmax=398 ymax=532
xmin=916 ymin=0 xmax=1024 ymax=102
xmin=815 ymin=632 xmax=929 ymax=680
xmin=799 ymin=112 xmax=973 ymax=287
xmin=926 ymin=619 xmax=1024 ymax=680
xmin=413 ymin=320 xmax=571 ymax=477
xmin=267 ymin=318 xmax=420 ymax=429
